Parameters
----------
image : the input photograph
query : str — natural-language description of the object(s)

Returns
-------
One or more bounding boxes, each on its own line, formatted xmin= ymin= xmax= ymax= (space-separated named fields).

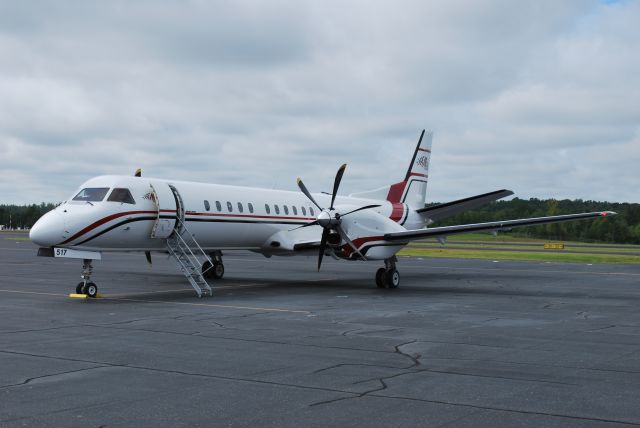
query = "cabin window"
xmin=310 ymin=207 xmax=315 ymax=216
xmin=292 ymin=206 xmax=298 ymax=215
xmin=301 ymin=206 xmax=306 ymax=216
xmin=107 ymin=188 xmax=135 ymax=204
xmin=265 ymin=204 xmax=271 ymax=214
xmin=216 ymin=201 xmax=222 ymax=211
xmin=283 ymin=205 xmax=289 ymax=215
xmin=204 ymin=200 xmax=210 ymax=211
xmin=248 ymin=203 xmax=254 ymax=213
xmin=73 ymin=187 xmax=110 ymax=202
xmin=227 ymin=201 xmax=233 ymax=212
xmin=238 ymin=202 xmax=244 ymax=213
xmin=274 ymin=204 xmax=280 ymax=215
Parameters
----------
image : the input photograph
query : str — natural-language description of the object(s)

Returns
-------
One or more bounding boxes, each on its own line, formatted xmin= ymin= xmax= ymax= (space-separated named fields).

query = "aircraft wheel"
xmin=212 ymin=263 xmax=225 ymax=279
xmin=202 ymin=260 xmax=213 ymax=279
xmin=83 ymin=282 xmax=98 ymax=298
xmin=375 ymin=268 xmax=386 ymax=288
xmin=385 ymin=269 xmax=400 ymax=289
xmin=76 ymin=282 xmax=85 ymax=294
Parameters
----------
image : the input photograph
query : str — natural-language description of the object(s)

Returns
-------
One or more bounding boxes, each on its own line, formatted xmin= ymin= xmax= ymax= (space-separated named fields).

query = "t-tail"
xmin=350 ymin=130 xmax=433 ymax=208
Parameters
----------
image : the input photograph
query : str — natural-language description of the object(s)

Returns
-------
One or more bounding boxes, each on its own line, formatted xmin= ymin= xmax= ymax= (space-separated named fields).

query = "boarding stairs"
xmin=166 ymin=219 xmax=213 ymax=297
xmin=163 ymin=185 xmax=214 ymax=297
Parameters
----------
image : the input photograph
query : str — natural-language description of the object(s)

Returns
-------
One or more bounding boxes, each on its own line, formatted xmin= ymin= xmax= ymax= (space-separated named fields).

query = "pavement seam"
xmin=0 ymin=365 xmax=107 ymax=390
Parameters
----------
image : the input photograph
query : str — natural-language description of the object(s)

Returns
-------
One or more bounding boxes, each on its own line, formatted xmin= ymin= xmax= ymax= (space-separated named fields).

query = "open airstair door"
xmin=148 ymin=181 xmax=183 ymax=239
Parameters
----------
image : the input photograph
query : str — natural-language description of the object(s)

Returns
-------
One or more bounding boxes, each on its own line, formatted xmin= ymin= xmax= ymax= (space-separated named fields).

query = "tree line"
xmin=2 ymin=198 xmax=639 ymax=244
xmin=0 ymin=204 xmax=57 ymax=230
xmin=430 ymin=198 xmax=640 ymax=244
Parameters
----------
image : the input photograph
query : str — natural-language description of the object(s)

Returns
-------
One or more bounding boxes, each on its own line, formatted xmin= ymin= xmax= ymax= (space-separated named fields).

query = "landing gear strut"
xmin=375 ymin=256 xmax=400 ymax=289
xmin=202 ymin=250 xmax=225 ymax=280
xmin=76 ymin=258 xmax=99 ymax=297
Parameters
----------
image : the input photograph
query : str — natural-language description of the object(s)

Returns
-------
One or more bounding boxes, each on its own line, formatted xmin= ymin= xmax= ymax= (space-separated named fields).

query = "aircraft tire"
xmin=84 ymin=282 xmax=98 ymax=298
xmin=76 ymin=282 xmax=85 ymax=294
xmin=202 ymin=261 xmax=213 ymax=279
xmin=375 ymin=268 xmax=386 ymax=288
xmin=385 ymin=269 xmax=400 ymax=289
xmin=213 ymin=263 xmax=225 ymax=279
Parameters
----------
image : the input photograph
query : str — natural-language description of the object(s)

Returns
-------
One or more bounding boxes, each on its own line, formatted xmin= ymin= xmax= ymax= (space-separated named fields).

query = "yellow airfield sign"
xmin=544 ymin=243 xmax=565 ymax=250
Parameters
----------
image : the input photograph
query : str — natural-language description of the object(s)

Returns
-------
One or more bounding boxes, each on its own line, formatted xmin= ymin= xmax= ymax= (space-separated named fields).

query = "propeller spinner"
xmin=296 ymin=164 xmax=380 ymax=271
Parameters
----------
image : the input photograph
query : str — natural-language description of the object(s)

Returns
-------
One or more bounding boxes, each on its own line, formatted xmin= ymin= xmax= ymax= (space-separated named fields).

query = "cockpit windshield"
xmin=72 ymin=188 xmax=110 ymax=202
xmin=107 ymin=188 xmax=136 ymax=204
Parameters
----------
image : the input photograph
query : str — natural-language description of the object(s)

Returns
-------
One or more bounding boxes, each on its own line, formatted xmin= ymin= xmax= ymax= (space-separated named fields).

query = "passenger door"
xmin=148 ymin=182 xmax=178 ymax=239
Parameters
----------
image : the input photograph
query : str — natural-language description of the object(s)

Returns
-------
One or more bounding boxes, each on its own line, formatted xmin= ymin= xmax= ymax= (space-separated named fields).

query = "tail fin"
xmin=350 ymin=130 xmax=433 ymax=207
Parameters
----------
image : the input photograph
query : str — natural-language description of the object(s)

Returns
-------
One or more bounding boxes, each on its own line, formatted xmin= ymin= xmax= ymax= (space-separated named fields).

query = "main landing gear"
xmin=202 ymin=250 xmax=225 ymax=280
xmin=375 ymin=256 xmax=400 ymax=289
xmin=75 ymin=258 xmax=99 ymax=298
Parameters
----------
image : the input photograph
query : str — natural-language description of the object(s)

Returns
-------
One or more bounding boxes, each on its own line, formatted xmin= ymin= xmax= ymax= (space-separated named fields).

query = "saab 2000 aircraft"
xmin=30 ymin=130 xmax=615 ymax=298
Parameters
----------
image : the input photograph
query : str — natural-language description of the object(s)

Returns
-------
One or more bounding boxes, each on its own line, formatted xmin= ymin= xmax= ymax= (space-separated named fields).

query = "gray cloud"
xmin=0 ymin=0 xmax=638 ymax=204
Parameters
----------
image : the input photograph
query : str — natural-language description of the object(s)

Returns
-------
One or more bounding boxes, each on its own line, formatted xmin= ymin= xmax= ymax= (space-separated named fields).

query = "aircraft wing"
xmin=384 ymin=211 xmax=616 ymax=242
xmin=416 ymin=189 xmax=514 ymax=222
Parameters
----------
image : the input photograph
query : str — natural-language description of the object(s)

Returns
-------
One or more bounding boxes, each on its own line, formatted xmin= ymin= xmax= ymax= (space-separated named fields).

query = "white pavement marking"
xmin=0 ymin=287 xmax=311 ymax=314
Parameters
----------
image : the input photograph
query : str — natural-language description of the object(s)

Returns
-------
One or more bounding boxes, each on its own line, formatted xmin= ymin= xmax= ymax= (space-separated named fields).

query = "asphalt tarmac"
xmin=1 ymin=232 xmax=640 ymax=427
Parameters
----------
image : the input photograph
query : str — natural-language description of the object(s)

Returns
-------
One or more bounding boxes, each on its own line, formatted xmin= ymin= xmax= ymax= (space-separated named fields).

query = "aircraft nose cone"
xmin=29 ymin=213 xmax=62 ymax=247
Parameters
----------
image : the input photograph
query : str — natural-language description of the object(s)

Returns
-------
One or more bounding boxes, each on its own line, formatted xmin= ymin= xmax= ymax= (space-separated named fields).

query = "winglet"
xmin=134 ymin=168 xmax=142 ymax=177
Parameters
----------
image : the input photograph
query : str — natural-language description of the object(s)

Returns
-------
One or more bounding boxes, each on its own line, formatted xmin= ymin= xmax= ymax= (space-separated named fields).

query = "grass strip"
xmin=399 ymin=247 xmax=640 ymax=264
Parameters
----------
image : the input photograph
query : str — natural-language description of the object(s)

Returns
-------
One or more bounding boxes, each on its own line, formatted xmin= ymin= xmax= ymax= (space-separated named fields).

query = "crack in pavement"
xmin=0 ymin=365 xmax=107 ymax=389
xmin=0 ymin=348 xmax=360 ymax=398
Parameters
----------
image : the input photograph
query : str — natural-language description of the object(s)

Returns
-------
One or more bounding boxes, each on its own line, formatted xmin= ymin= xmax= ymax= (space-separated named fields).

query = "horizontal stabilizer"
xmin=384 ymin=211 xmax=616 ymax=242
xmin=417 ymin=189 xmax=513 ymax=222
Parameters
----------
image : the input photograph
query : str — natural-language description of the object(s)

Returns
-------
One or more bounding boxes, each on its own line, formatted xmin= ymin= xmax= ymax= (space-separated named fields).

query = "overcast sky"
xmin=1 ymin=0 xmax=638 ymax=204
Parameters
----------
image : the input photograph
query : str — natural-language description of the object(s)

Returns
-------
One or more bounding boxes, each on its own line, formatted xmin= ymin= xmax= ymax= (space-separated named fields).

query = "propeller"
xmin=296 ymin=164 xmax=380 ymax=270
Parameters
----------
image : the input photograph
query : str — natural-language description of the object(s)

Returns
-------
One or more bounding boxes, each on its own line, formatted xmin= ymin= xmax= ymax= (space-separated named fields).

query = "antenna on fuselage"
xmin=134 ymin=168 xmax=142 ymax=177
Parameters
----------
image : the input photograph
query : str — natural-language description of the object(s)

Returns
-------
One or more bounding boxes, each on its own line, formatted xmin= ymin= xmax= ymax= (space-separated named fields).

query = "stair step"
xmin=166 ymin=224 xmax=213 ymax=298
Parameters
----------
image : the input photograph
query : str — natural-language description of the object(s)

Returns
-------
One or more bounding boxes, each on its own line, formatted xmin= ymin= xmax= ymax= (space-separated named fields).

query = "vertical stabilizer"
xmin=386 ymin=130 xmax=432 ymax=207
xmin=348 ymin=130 xmax=433 ymax=208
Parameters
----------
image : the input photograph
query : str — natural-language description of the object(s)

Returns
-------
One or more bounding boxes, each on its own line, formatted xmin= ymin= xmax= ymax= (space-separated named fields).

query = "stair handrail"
xmin=173 ymin=217 xmax=213 ymax=266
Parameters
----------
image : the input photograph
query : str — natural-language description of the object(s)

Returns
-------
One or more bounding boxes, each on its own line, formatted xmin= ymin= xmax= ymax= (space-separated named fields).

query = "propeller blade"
xmin=288 ymin=220 xmax=319 ymax=231
xmin=317 ymin=228 xmax=329 ymax=271
xmin=336 ymin=225 xmax=366 ymax=261
xmin=330 ymin=164 xmax=347 ymax=210
xmin=341 ymin=204 xmax=382 ymax=217
xmin=145 ymin=251 xmax=152 ymax=265
xmin=297 ymin=178 xmax=323 ymax=211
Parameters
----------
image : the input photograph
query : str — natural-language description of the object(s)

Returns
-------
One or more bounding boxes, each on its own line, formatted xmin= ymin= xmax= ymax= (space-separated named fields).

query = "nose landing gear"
xmin=375 ymin=256 xmax=400 ymax=289
xmin=74 ymin=259 xmax=99 ymax=298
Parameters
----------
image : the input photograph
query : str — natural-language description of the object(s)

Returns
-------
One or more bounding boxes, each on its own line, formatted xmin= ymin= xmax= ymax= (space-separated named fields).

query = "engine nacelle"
xmin=339 ymin=208 xmax=407 ymax=260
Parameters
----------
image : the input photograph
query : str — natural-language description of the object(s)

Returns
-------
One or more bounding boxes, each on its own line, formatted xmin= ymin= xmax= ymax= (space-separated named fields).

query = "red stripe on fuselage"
xmin=386 ymin=181 xmax=407 ymax=203
xmin=342 ymin=234 xmax=386 ymax=257
xmin=186 ymin=212 xmax=315 ymax=221
xmin=61 ymin=209 xmax=317 ymax=246
xmin=61 ymin=210 xmax=158 ymax=244
xmin=390 ymin=203 xmax=405 ymax=222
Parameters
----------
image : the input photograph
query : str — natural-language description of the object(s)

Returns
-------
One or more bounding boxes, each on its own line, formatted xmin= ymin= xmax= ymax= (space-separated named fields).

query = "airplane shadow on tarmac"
xmin=92 ymin=269 xmax=635 ymax=303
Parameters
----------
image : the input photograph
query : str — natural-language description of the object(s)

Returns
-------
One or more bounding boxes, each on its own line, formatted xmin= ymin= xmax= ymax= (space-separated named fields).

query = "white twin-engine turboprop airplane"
xmin=30 ymin=130 xmax=615 ymax=298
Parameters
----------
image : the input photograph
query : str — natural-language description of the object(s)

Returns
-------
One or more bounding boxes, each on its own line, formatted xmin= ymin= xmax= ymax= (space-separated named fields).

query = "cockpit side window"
xmin=72 ymin=188 xmax=110 ymax=202
xmin=107 ymin=188 xmax=136 ymax=204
